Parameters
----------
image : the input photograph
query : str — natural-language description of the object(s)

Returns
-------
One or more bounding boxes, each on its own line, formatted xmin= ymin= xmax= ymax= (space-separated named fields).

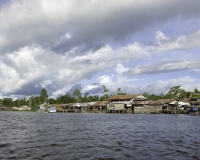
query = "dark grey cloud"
xmin=52 ymin=0 xmax=200 ymax=54
xmin=1 ymin=0 xmax=200 ymax=55
xmin=67 ymin=84 xmax=83 ymax=97
xmin=86 ymin=86 xmax=103 ymax=95
xmin=8 ymin=79 xmax=43 ymax=96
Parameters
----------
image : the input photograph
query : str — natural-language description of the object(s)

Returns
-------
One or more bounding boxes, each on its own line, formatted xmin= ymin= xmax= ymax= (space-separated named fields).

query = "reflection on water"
xmin=0 ymin=112 xmax=200 ymax=159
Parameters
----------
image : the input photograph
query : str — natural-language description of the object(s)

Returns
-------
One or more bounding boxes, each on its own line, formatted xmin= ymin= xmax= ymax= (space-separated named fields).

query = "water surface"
xmin=0 ymin=112 xmax=200 ymax=160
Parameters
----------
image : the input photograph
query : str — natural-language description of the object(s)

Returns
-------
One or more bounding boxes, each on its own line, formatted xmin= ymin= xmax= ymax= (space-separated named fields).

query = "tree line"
xmin=0 ymin=86 xmax=199 ymax=110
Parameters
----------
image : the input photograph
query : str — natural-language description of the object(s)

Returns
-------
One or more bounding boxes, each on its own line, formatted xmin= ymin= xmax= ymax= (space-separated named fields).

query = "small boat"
xmin=49 ymin=107 xmax=56 ymax=113
xmin=188 ymin=106 xmax=199 ymax=116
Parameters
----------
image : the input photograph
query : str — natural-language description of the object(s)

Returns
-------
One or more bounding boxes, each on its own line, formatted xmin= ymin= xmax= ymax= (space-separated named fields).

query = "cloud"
xmin=51 ymin=83 xmax=83 ymax=98
xmin=1 ymin=0 xmax=200 ymax=54
xmin=123 ymin=60 xmax=200 ymax=76
xmin=0 ymin=42 xmax=150 ymax=96
xmin=99 ymin=75 xmax=113 ymax=84
xmin=116 ymin=64 xmax=129 ymax=74
xmin=141 ymin=76 xmax=196 ymax=95
xmin=0 ymin=44 xmax=73 ymax=95
xmin=93 ymin=75 xmax=196 ymax=96
xmin=83 ymin=75 xmax=197 ymax=96
xmin=154 ymin=30 xmax=200 ymax=52
xmin=0 ymin=28 xmax=200 ymax=97
xmin=0 ymin=0 xmax=200 ymax=98
xmin=156 ymin=31 xmax=169 ymax=44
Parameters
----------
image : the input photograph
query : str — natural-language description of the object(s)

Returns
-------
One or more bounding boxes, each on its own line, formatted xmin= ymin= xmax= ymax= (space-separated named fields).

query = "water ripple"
xmin=0 ymin=112 xmax=200 ymax=159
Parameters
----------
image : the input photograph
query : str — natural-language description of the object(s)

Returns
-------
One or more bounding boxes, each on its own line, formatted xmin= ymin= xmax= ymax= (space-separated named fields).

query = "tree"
xmin=2 ymin=98 xmax=13 ymax=107
xmin=0 ymin=97 xmax=3 ymax=108
xmin=110 ymin=88 xmax=128 ymax=97
xmin=194 ymin=89 xmax=199 ymax=93
xmin=149 ymin=94 xmax=159 ymax=101
xmin=116 ymin=88 xmax=128 ymax=95
xmin=190 ymin=89 xmax=200 ymax=98
xmin=59 ymin=93 xmax=73 ymax=104
xmin=73 ymin=89 xmax=81 ymax=102
xmin=32 ymin=96 xmax=42 ymax=108
xmin=159 ymin=93 xmax=165 ymax=99
xmin=40 ymin=88 xmax=48 ymax=103
xmin=102 ymin=85 xmax=109 ymax=100
xmin=165 ymin=86 xmax=186 ymax=100
xmin=93 ymin=95 xmax=99 ymax=101
xmin=83 ymin=93 xmax=89 ymax=102
xmin=40 ymin=88 xmax=48 ymax=98
xmin=28 ymin=96 xmax=34 ymax=110
xmin=117 ymin=88 xmax=121 ymax=95
xmin=48 ymin=98 xmax=56 ymax=104
xmin=143 ymin=92 xmax=149 ymax=99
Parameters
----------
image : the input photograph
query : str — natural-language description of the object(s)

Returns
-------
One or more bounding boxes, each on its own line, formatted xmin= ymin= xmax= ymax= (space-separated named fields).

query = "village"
xmin=34 ymin=94 xmax=200 ymax=115
xmin=1 ymin=87 xmax=200 ymax=115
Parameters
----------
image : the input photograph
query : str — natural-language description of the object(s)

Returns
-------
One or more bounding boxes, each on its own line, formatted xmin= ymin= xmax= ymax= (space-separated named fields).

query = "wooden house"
xmin=132 ymin=101 xmax=153 ymax=114
xmin=71 ymin=103 xmax=88 ymax=112
xmin=90 ymin=101 xmax=109 ymax=113
xmin=107 ymin=94 xmax=148 ymax=113
xmin=56 ymin=103 xmax=76 ymax=112
xmin=148 ymin=99 xmax=178 ymax=114
xmin=181 ymin=98 xmax=200 ymax=106
xmin=133 ymin=99 xmax=179 ymax=114
xmin=87 ymin=102 xmax=97 ymax=112
xmin=56 ymin=103 xmax=89 ymax=113
xmin=49 ymin=104 xmax=65 ymax=112
xmin=181 ymin=98 xmax=200 ymax=114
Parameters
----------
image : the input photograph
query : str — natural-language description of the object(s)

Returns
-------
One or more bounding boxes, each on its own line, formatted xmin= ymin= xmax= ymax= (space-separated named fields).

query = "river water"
xmin=0 ymin=112 xmax=200 ymax=160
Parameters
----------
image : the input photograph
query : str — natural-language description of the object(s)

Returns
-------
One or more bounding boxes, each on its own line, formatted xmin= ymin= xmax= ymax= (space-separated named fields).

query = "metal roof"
xmin=108 ymin=94 xmax=142 ymax=100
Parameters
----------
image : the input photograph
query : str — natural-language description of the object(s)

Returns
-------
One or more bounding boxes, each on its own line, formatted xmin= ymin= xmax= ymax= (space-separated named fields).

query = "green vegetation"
xmin=0 ymin=86 xmax=199 ymax=111
xmin=73 ymin=89 xmax=81 ymax=102
xmin=143 ymin=86 xmax=199 ymax=101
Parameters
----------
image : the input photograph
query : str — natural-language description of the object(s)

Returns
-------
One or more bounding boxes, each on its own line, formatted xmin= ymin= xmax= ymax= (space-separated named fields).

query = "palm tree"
xmin=102 ymin=85 xmax=109 ymax=100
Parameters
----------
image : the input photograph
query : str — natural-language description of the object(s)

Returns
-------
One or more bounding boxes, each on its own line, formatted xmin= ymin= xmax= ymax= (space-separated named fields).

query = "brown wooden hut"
xmin=150 ymin=99 xmax=178 ymax=114
xmin=90 ymin=101 xmax=109 ymax=113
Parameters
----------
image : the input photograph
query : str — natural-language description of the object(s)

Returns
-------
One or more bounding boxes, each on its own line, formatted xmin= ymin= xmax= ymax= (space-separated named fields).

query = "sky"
xmin=0 ymin=0 xmax=200 ymax=99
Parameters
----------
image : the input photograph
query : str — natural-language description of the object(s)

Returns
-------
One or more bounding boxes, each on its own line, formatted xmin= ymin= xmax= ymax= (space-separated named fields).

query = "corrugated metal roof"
xmin=87 ymin=102 xmax=97 ymax=106
xmin=132 ymin=101 xmax=151 ymax=105
xmin=92 ymin=101 xmax=109 ymax=106
xmin=108 ymin=94 xmax=141 ymax=100
xmin=72 ymin=103 xmax=88 ymax=107
xmin=169 ymin=100 xmax=178 ymax=105
xmin=149 ymin=99 xmax=175 ymax=105
xmin=110 ymin=101 xmax=131 ymax=104
xmin=182 ymin=98 xmax=198 ymax=102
